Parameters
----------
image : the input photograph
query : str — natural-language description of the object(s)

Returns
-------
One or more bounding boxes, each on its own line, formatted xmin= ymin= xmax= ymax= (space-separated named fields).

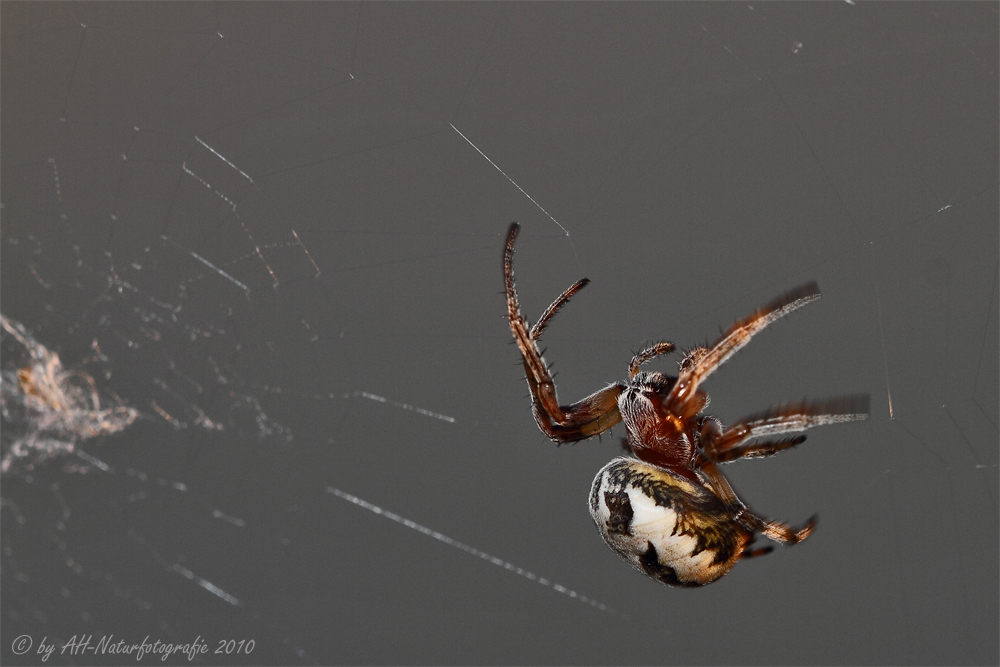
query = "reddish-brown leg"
xmin=664 ymin=284 xmax=822 ymax=415
xmin=628 ymin=341 xmax=676 ymax=379
xmin=697 ymin=457 xmax=817 ymax=545
xmin=504 ymin=223 xmax=624 ymax=443
xmin=702 ymin=396 xmax=870 ymax=462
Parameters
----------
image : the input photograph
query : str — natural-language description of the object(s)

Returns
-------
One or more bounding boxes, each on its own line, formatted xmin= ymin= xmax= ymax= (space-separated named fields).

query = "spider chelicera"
xmin=503 ymin=223 xmax=869 ymax=587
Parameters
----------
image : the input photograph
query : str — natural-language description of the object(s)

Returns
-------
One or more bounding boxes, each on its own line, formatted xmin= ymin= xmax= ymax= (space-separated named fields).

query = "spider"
xmin=503 ymin=223 xmax=869 ymax=587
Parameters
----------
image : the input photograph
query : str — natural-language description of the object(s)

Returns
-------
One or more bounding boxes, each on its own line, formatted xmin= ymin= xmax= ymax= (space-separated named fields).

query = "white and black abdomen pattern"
xmin=589 ymin=458 xmax=751 ymax=587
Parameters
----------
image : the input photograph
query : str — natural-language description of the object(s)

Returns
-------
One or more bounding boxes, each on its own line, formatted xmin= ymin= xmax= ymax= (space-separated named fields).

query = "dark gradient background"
xmin=2 ymin=3 xmax=997 ymax=665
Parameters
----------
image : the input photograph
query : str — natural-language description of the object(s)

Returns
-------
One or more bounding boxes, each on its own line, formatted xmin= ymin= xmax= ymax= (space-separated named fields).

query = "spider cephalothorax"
xmin=503 ymin=222 xmax=869 ymax=586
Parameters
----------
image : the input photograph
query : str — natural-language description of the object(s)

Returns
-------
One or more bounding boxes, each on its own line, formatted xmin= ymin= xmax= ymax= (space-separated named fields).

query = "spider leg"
xmin=505 ymin=223 xmax=624 ymax=443
xmin=664 ymin=283 xmax=821 ymax=416
xmin=712 ymin=436 xmax=807 ymax=463
xmin=628 ymin=341 xmax=676 ymax=379
xmin=702 ymin=396 xmax=870 ymax=462
xmin=698 ymin=458 xmax=817 ymax=545
xmin=531 ymin=278 xmax=589 ymax=341
xmin=741 ymin=545 xmax=774 ymax=559
xmin=740 ymin=536 xmax=774 ymax=559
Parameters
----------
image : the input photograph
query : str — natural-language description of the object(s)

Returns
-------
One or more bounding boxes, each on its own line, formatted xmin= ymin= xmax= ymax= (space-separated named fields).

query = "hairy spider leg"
xmin=697 ymin=457 xmax=818 ymax=545
xmin=628 ymin=341 xmax=676 ymax=379
xmin=504 ymin=223 xmax=623 ymax=443
xmin=709 ymin=436 xmax=807 ymax=464
xmin=530 ymin=277 xmax=589 ymax=341
xmin=665 ymin=283 xmax=822 ymax=417
xmin=701 ymin=396 xmax=870 ymax=463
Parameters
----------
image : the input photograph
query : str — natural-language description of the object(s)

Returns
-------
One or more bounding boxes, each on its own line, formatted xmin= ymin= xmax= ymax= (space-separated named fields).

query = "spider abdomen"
xmin=589 ymin=458 xmax=752 ymax=587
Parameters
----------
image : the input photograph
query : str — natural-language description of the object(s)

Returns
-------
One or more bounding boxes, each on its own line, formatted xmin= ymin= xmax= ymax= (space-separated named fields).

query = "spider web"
xmin=2 ymin=4 xmax=997 ymax=665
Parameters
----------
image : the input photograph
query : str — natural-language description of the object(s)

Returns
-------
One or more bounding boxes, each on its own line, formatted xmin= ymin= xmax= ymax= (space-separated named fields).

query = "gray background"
xmin=1 ymin=2 xmax=997 ymax=665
